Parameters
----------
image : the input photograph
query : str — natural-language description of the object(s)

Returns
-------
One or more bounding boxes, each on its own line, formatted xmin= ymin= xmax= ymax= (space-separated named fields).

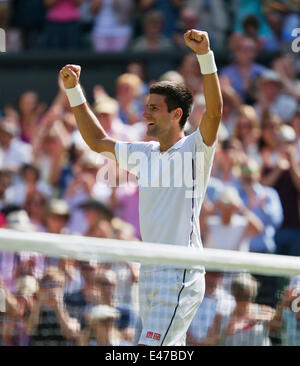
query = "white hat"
xmin=219 ymin=187 xmax=242 ymax=207
xmin=6 ymin=210 xmax=35 ymax=232
xmin=88 ymin=305 xmax=120 ymax=323
xmin=278 ymin=124 xmax=296 ymax=142
xmin=16 ymin=275 xmax=39 ymax=296
xmin=94 ymin=97 xmax=119 ymax=115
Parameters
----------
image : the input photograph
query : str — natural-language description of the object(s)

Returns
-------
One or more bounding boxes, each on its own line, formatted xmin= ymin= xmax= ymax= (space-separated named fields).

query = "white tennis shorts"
xmin=138 ymin=268 xmax=205 ymax=346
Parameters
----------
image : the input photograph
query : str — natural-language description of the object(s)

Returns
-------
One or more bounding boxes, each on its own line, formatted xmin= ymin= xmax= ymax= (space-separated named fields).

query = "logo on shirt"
xmin=146 ymin=331 xmax=161 ymax=341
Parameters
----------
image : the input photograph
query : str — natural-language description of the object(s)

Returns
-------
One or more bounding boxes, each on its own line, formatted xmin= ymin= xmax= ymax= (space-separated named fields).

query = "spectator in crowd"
xmin=261 ymin=124 xmax=300 ymax=257
xmin=65 ymin=261 xmax=103 ymax=326
xmin=187 ymin=271 xmax=235 ymax=346
xmin=93 ymin=97 xmax=134 ymax=141
xmin=202 ymin=273 xmax=275 ymax=346
xmin=4 ymin=163 xmax=52 ymax=207
xmin=184 ymin=93 xmax=206 ymax=134
xmin=125 ymin=60 xmax=149 ymax=98
xmin=115 ymin=73 xmax=144 ymax=126
xmin=291 ymin=108 xmax=300 ymax=159
xmin=235 ymin=158 xmax=284 ymax=306
xmin=263 ymin=1 xmax=288 ymax=52
xmin=254 ymin=69 xmax=298 ymax=124
xmin=41 ymin=0 xmax=83 ymax=49
xmin=178 ymin=52 xmax=203 ymax=96
xmin=220 ymin=35 xmax=267 ymax=102
xmin=203 ymin=186 xmax=264 ymax=252
xmin=0 ymin=209 xmax=45 ymax=293
xmin=17 ymin=91 xmax=46 ymax=144
xmin=272 ymin=55 xmax=300 ymax=102
xmin=34 ymin=119 xmax=70 ymax=187
xmin=236 ymin=158 xmax=283 ymax=254
xmin=0 ymin=119 xmax=33 ymax=172
xmin=90 ymin=0 xmax=134 ymax=53
xmin=0 ymin=170 xmax=13 ymax=210
xmin=0 ymin=275 xmax=39 ymax=346
xmin=77 ymin=199 xmax=114 ymax=237
xmin=231 ymin=0 xmax=274 ymax=43
xmin=110 ymin=182 xmax=141 ymax=239
xmin=44 ymin=199 xmax=70 ymax=237
xmin=186 ymin=0 xmax=230 ymax=53
xmin=130 ymin=10 xmax=175 ymax=52
xmin=26 ymin=267 xmax=80 ymax=345
xmin=79 ymin=304 xmax=121 ymax=346
xmin=219 ymin=76 xmax=243 ymax=137
xmin=270 ymin=276 xmax=300 ymax=346
xmin=233 ymin=105 xmax=261 ymax=162
xmin=23 ymin=191 xmax=47 ymax=232
xmin=258 ymin=113 xmax=282 ymax=168
xmin=9 ymin=0 xmax=46 ymax=50
xmin=212 ymin=138 xmax=246 ymax=186
xmin=173 ymin=6 xmax=201 ymax=49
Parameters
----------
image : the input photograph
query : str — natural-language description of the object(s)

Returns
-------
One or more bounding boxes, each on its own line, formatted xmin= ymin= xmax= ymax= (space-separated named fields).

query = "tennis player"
xmin=60 ymin=29 xmax=222 ymax=346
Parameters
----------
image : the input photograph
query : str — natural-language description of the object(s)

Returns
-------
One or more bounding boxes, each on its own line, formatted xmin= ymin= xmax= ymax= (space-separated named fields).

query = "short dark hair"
xmin=149 ymin=81 xmax=194 ymax=129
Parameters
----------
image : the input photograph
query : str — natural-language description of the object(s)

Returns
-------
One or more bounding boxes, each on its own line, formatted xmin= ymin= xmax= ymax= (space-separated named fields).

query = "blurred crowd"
xmin=0 ymin=0 xmax=298 ymax=54
xmin=0 ymin=0 xmax=300 ymax=346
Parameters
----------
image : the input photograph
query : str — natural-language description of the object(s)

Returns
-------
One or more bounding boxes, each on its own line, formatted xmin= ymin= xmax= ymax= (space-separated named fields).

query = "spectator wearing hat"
xmin=254 ymin=69 xmax=298 ymax=123
xmin=0 ymin=275 xmax=39 ymax=346
xmin=45 ymin=199 xmax=70 ymax=235
xmin=79 ymin=304 xmax=121 ymax=346
xmin=0 ymin=209 xmax=45 ymax=293
xmin=94 ymin=96 xmax=146 ymax=142
xmin=0 ymin=118 xmax=33 ymax=172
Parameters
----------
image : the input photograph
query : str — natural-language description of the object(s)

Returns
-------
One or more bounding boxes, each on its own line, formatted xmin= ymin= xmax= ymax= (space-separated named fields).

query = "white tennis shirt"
xmin=115 ymin=129 xmax=216 ymax=270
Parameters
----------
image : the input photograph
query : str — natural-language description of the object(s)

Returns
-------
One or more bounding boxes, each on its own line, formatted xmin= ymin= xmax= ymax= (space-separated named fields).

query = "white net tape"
xmin=0 ymin=228 xmax=300 ymax=276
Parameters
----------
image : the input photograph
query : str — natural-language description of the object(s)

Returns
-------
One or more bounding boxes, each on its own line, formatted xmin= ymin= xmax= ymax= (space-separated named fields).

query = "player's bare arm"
xmin=184 ymin=30 xmax=223 ymax=146
xmin=59 ymin=64 xmax=117 ymax=159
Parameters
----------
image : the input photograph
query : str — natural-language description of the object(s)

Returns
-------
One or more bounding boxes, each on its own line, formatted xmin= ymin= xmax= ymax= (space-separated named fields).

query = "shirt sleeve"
xmin=114 ymin=141 xmax=152 ymax=177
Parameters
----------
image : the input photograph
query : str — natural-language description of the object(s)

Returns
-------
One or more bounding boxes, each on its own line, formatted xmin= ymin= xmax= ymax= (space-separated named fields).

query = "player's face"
xmin=143 ymin=94 xmax=173 ymax=138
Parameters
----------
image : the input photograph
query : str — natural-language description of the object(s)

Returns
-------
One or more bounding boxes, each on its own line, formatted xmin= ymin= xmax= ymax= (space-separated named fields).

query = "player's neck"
xmin=158 ymin=131 xmax=185 ymax=152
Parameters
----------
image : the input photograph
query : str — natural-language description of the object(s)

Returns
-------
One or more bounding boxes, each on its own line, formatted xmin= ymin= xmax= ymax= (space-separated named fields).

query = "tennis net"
xmin=0 ymin=228 xmax=299 ymax=346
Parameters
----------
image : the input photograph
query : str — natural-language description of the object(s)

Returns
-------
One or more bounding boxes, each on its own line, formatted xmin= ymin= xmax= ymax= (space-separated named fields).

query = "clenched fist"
xmin=60 ymin=64 xmax=81 ymax=89
xmin=184 ymin=30 xmax=210 ymax=55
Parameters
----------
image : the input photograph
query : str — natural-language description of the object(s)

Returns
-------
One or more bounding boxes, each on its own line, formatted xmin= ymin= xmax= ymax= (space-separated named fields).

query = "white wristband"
xmin=196 ymin=51 xmax=217 ymax=75
xmin=65 ymin=84 xmax=86 ymax=107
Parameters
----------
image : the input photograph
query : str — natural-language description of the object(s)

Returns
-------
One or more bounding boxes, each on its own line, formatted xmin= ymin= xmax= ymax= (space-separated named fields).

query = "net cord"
xmin=0 ymin=228 xmax=299 ymax=276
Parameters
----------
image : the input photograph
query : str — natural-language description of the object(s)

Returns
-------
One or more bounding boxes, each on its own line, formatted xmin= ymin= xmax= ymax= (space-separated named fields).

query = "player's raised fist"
xmin=184 ymin=30 xmax=210 ymax=55
xmin=59 ymin=64 xmax=81 ymax=89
